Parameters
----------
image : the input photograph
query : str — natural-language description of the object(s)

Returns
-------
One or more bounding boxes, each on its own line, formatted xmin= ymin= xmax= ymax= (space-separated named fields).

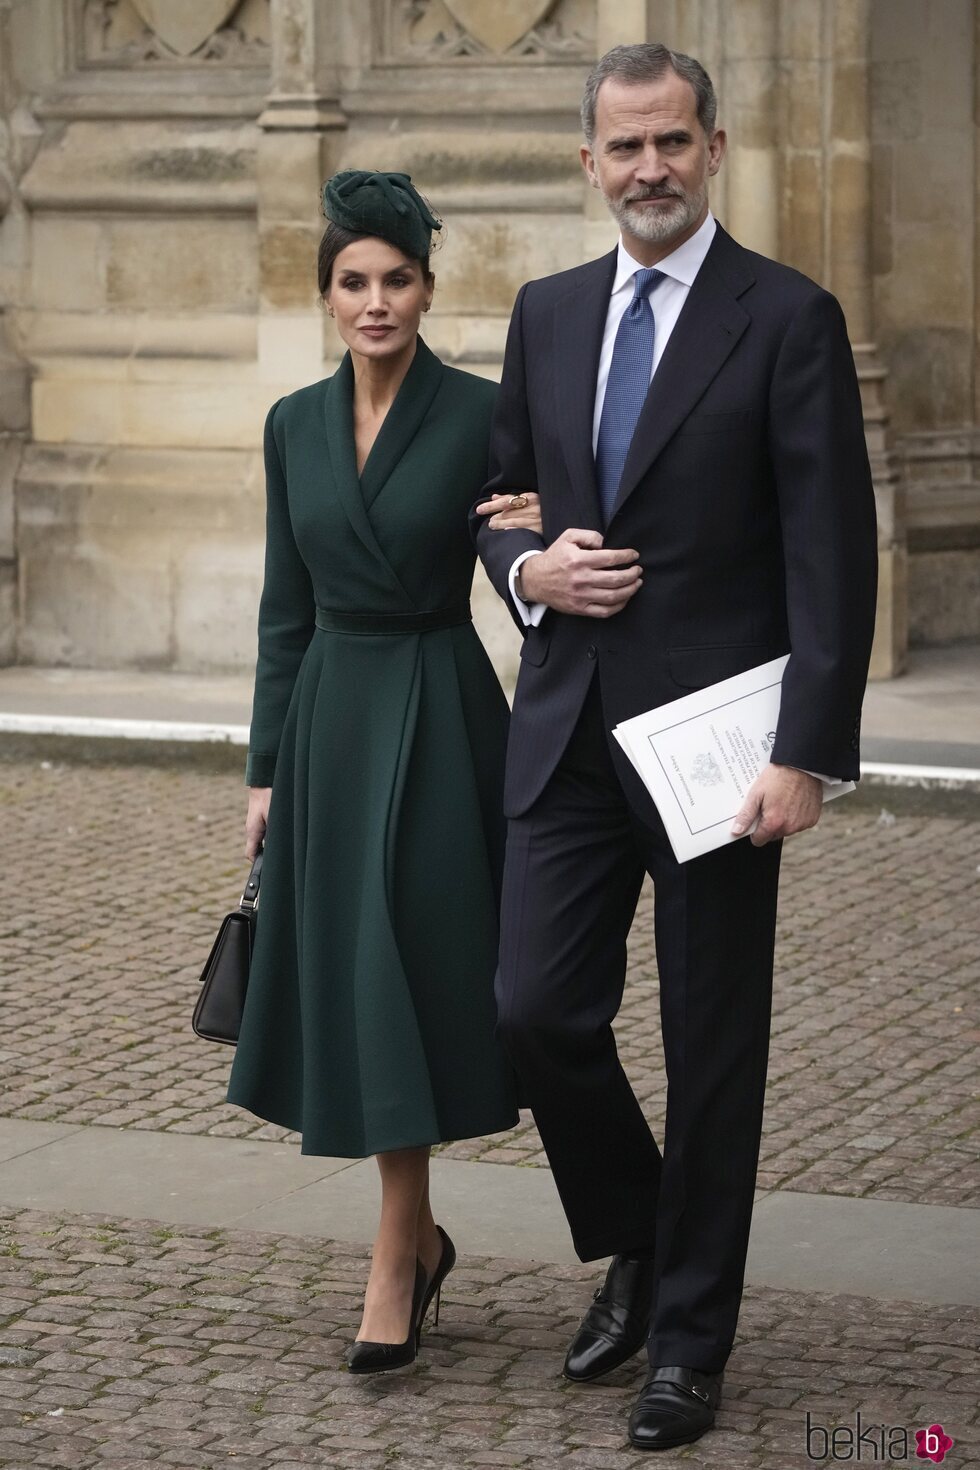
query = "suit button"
xmin=587 ymin=645 xmax=597 ymax=659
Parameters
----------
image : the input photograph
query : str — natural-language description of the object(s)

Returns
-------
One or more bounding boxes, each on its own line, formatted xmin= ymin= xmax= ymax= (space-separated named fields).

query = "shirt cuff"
xmin=792 ymin=767 xmax=844 ymax=787
xmin=508 ymin=550 xmax=547 ymax=629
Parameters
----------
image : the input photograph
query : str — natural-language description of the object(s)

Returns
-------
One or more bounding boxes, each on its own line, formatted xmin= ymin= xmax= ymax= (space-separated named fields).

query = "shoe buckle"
xmin=690 ymin=1383 xmax=709 ymax=1402
xmin=592 ymin=1288 xmax=604 ymax=1302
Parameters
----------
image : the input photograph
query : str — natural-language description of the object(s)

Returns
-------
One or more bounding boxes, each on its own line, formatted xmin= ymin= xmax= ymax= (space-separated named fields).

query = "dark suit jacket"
xmin=473 ymin=224 xmax=878 ymax=822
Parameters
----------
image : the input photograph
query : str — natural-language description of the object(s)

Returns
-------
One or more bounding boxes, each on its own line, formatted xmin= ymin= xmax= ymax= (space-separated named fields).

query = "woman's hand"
xmin=245 ymin=787 xmax=271 ymax=860
xmin=475 ymin=492 xmax=543 ymax=535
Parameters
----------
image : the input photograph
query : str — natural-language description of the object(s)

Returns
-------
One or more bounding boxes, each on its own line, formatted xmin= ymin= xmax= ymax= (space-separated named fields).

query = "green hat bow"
xmin=322 ymin=170 xmax=442 ymax=259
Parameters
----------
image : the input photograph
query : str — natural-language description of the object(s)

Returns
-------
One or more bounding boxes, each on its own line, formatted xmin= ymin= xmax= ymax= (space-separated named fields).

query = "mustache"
xmin=625 ymin=187 xmax=685 ymax=203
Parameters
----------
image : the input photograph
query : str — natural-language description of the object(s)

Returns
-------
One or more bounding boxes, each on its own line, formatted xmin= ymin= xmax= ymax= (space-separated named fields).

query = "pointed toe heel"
xmin=346 ymin=1259 xmax=427 ymax=1375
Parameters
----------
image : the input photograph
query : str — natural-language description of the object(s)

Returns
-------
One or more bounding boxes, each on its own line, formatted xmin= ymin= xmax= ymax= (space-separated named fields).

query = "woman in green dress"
xmin=227 ymin=171 xmax=539 ymax=1373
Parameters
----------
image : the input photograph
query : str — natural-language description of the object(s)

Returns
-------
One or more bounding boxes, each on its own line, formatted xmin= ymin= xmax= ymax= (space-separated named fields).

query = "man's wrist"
xmin=516 ymin=555 xmax=539 ymax=603
xmin=507 ymin=549 xmax=547 ymax=628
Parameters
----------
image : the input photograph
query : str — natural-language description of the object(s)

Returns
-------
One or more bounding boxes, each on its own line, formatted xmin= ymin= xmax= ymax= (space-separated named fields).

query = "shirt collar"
xmin=612 ymin=211 xmax=717 ymax=294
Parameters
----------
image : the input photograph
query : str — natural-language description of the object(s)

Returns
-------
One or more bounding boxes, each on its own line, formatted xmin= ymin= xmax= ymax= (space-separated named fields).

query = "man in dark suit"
xmin=472 ymin=42 xmax=878 ymax=1452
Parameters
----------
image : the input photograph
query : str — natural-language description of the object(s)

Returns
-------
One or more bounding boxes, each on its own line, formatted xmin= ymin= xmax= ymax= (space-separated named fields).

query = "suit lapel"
xmin=553 ymin=251 xmax=617 ymax=533
xmin=322 ymin=354 xmax=412 ymax=604
xmin=610 ymin=228 xmax=753 ymax=522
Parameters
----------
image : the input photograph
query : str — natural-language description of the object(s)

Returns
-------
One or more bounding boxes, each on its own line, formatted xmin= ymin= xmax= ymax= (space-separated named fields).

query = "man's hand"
xmin=518 ymin=528 xmax=642 ymax=618
xmin=731 ymin=765 xmax=823 ymax=846
xmin=245 ymin=786 xmax=271 ymax=860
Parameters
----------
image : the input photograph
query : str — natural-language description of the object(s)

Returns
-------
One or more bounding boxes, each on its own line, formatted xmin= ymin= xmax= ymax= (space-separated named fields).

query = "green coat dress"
xmin=227 ymin=338 xmax=518 ymax=1156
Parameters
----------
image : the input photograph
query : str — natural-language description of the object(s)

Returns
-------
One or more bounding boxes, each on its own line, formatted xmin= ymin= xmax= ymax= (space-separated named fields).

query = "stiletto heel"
xmin=346 ymin=1259 xmax=427 ymax=1375
xmin=419 ymin=1225 xmax=456 ymax=1338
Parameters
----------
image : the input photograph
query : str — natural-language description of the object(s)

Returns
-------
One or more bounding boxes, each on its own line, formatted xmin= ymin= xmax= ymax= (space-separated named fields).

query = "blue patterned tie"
xmin=595 ymin=267 xmax=665 ymax=525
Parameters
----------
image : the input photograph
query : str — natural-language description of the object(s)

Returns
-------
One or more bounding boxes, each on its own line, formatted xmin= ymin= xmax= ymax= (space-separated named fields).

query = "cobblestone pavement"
xmin=2 ymin=751 xmax=978 ymax=1205
xmin=1 ymin=1207 xmax=977 ymax=1470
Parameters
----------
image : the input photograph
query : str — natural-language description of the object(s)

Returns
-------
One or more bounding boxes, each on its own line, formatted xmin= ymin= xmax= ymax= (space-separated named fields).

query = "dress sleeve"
xmin=245 ymin=399 xmax=316 ymax=787
xmin=469 ymin=283 xmax=547 ymax=631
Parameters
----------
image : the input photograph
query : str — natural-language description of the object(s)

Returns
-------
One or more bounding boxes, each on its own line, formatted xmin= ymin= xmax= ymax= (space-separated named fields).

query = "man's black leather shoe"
xmin=563 ymin=1254 xmax=655 ymax=1382
xmin=628 ymin=1366 xmax=723 ymax=1449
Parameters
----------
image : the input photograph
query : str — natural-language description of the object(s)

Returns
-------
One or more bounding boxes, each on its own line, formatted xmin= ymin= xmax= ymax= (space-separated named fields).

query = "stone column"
xmin=0 ymin=0 xmax=35 ymax=663
xmin=721 ymin=0 xmax=780 ymax=257
xmin=782 ymin=0 xmax=904 ymax=677
xmin=826 ymin=0 xmax=905 ymax=678
xmin=256 ymin=0 xmax=346 ymax=383
xmin=975 ymin=0 xmax=980 ymax=434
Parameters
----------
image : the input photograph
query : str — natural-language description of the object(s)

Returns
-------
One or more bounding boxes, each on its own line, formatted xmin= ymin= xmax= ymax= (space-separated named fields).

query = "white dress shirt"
xmin=508 ymin=214 xmax=717 ymax=626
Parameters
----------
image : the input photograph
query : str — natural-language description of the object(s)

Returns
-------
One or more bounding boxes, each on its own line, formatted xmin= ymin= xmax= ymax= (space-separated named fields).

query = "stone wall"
xmin=0 ymin=0 xmax=977 ymax=681
xmin=871 ymin=0 xmax=980 ymax=646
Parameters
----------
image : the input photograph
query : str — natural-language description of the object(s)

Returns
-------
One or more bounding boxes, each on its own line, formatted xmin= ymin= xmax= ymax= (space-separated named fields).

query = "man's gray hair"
xmin=581 ymin=42 xmax=718 ymax=145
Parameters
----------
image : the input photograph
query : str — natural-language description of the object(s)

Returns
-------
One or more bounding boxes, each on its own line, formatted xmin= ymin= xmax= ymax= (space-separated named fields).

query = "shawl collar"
xmin=553 ymin=250 xmax=618 ymax=533
xmin=609 ymin=225 xmax=754 ymax=522
xmin=359 ymin=336 xmax=444 ymax=509
xmin=322 ymin=337 xmax=444 ymax=604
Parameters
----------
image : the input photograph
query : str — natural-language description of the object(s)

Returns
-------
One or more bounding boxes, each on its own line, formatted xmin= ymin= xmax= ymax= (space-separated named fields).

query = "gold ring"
xmin=508 ymin=494 xmax=529 ymax=510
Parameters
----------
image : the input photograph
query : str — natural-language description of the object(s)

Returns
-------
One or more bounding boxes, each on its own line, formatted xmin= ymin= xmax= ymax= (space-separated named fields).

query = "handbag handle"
xmin=239 ymin=848 xmax=263 ymax=913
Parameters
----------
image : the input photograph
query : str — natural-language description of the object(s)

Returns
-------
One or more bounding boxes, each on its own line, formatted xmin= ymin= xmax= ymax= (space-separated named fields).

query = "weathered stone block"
xmin=258 ymin=224 xmax=321 ymax=310
xmin=779 ymin=0 xmax=822 ymax=61
xmin=878 ymin=327 xmax=973 ymax=435
xmin=909 ymin=548 xmax=980 ymax=645
xmin=780 ymin=152 xmax=823 ymax=284
xmin=257 ymin=313 xmax=326 ymax=383
xmin=20 ymin=120 xmax=258 ymax=215
xmin=105 ymin=218 xmax=258 ymax=312
xmin=32 ymin=372 xmax=288 ymax=452
xmin=870 ymin=142 xmax=893 ymax=277
xmin=0 ymin=434 xmax=22 ymax=560
xmin=430 ymin=215 xmax=582 ymax=317
xmin=173 ymin=539 xmax=265 ymax=672
xmin=0 ymin=341 xmax=30 ymax=432
xmin=32 ymin=217 xmax=107 ymax=310
xmin=727 ymin=144 xmax=778 ymax=256
xmin=19 ymin=534 xmax=175 ymax=666
xmin=0 ymin=559 xmax=15 ymax=664
xmin=723 ymin=0 xmax=779 ymax=61
xmin=784 ymin=64 xmax=823 ymax=151
xmin=830 ymin=61 xmax=868 ymax=146
xmin=257 ymin=132 xmax=326 ymax=226
xmin=891 ymin=136 xmax=971 ymax=227
xmin=724 ymin=60 xmax=778 ymax=148
xmin=334 ymin=128 xmax=581 ymax=212
xmin=15 ymin=443 xmax=264 ymax=668
xmin=869 ymin=546 xmax=908 ymax=679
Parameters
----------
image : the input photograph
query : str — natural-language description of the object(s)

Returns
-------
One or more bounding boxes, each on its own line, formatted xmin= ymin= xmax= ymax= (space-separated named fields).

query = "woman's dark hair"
xmin=317 ymin=221 xmax=432 ymax=295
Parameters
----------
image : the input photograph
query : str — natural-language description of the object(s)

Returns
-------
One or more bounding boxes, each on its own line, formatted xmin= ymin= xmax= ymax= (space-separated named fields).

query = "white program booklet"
xmin=612 ymin=655 xmax=855 ymax=863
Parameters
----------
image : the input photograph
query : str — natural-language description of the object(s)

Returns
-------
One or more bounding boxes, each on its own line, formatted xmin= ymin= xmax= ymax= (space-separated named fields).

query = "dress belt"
xmin=314 ymin=601 xmax=472 ymax=636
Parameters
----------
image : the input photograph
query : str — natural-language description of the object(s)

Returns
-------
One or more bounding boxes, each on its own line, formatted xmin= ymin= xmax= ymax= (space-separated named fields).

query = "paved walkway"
xmin=2 ymin=1207 xmax=977 ymax=1470
xmin=1 ymin=657 xmax=978 ymax=1468
xmin=0 ymin=641 xmax=978 ymax=770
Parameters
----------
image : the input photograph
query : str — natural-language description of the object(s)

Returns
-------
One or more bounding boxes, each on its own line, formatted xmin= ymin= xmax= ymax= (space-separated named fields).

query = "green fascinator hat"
xmin=322 ymin=170 xmax=442 ymax=259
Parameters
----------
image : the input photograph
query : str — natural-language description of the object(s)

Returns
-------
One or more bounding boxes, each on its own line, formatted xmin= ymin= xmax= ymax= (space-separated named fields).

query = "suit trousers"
xmin=495 ymin=673 xmax=782 ymax=1373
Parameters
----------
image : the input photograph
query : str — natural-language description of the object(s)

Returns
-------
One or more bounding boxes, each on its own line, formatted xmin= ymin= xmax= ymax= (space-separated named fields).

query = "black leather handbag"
xmin=192 ymin=850 xmax=263 ymax=1045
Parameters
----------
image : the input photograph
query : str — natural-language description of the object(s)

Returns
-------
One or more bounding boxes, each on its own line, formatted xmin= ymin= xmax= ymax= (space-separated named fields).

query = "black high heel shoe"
xmin=418 ymin=1225 xmax=456 ymax=1338
xmin=346 ymin=1259 xmax=427 ymax=1375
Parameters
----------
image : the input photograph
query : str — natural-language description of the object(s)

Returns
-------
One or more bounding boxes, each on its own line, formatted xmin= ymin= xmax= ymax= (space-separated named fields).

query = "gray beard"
xmin=610 ymin=183 xmax=707 ymax=244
